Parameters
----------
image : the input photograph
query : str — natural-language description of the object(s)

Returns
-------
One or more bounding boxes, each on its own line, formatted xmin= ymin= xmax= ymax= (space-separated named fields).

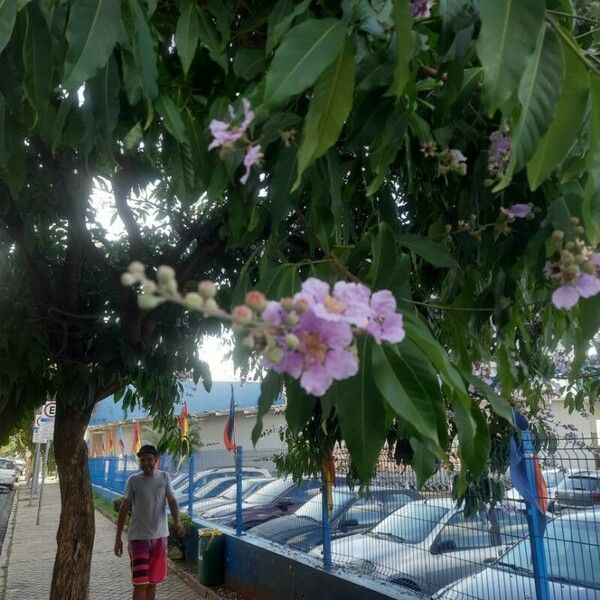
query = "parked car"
xmin=249 ymin=487 xmax=422 ymax=552
xmin=554 ymin=471 xmax=600 ymax=512
xmin=176 ymin=476 xmax=238 ymax=506
xmin=205 ymin=477 xmax=329 ymax=526
xmin=504 ymin=468 xmax=567 ymax=512
xmin=310 ymin=498 xmax=528 ymax=595
xmin=434 ymin=510 xmax=600 ymax=599
xmin=173 ymin=466 xmax=271 ymax=502
xmin=193 ymin=477 xmax=275 ymax=517
xmin=0 ymin=458 xmax=17 ymax=491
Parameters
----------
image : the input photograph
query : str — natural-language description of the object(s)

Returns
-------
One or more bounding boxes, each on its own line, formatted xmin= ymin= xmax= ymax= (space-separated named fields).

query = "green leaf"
xmin=333 ymin=336 xmax=388 ymax=482
xmin=293 ymin=38 xmax=355 ymax=189
xmin=269 ymin=146 xmax=299 ymax=227
xmin=495 ymin=26 xmax=565 ymax=192
xmin=397 ymin=234 xmax=457 ymax=268
xmin=464 ymin=374 xmax=513 ymax=423
xmin=389 ymin=0 xmax=412 ymax=99
xmin=477 ymin=0 xmax=545 ymax=115
xmin=23 ymin=3 xmax=52 ymax=117
xmin=197 ymin=5 xmax=227 ymax=72
xmin=175 ymin=3 xmax=199 ymax=76
xmin=128 ymin=0 xmax=158 ymax=102
xmin=371 ymin=342 xmax=445 ymax=452
xmin=88 ymin=54 xmax=120 ymax=139
xmin=123 ymin=122 xmax=143 ymax=150
xmin=526 ymin=46 xmax=589 ymax=190
xmin=285 ymin=377 xmax=317 ymax=434
xmin=410 ymin=438 xmax=438 ymax=488
xmin=155 ymin=95 xmax=187 ymax=143
xmin=0 ymin=0 xmax=17 ymax=55
xmin=251 ymin=372 xmax=283 ymax=445
xmin=370 ymin=222 xmax=397 ymax=289
xmin=63 ymin=0 xmax=121 ymax=90
xmin=266 ymin=0 xmax=311 ymax=54
xmin=233 ymin=49 xmax=266 ymax=81
xmin=588 ymin=76 xmax=600 ymax=189
xmin=582 ymin=181 xmax=600 ymax=246
xmin=264 ymin=19 xmax=346 ymax=108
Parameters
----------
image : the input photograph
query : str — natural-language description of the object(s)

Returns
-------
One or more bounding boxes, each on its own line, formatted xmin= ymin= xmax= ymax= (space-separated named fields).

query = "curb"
xmin=93 ymin=506 xmax=219 ymax=600
xmin=0 ymin=490 xmax=20 ymax=600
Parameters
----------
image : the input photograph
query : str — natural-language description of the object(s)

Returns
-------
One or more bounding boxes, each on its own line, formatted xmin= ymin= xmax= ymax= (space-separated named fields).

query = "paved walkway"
xmin=0 ymin=483 xmax=201 ymax=599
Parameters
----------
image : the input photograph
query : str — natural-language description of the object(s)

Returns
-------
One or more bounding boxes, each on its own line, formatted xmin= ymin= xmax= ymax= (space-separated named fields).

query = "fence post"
xmin=235 ymin=445 xmax=243 ymax=536
xmin=321 ymin=483 xmax=332 ymax=570
xmin=522 ymin=429 xmax=550 ymax=600
xmin=187 ymin=450 xmax=196 ymax=517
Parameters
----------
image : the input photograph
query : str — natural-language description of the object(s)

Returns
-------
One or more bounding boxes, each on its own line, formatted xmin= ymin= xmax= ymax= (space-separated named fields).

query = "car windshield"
xmin=196 ymin=478 xmax=235 ymax=499
xmin=544 ymin=471 xmax=566 ymax=489
xmin=244 ymin=479 xmax=293 ymax=506
xmin=0 ymin=459 xmax=15 ymax=470
xmin=295 ymin=490 xmax=354 ymax=523
xmin=370 ymin=502 xmax=448 ymax=543
xmin=498 ymin=518 xmax=600 ymax=587
xmin=222 ymin=479 xmax=266 ymax=500
xmin=565 ymin=476 xmax=600 ymax=492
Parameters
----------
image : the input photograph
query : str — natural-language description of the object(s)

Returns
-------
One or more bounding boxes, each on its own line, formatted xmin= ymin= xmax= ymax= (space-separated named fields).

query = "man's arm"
xmin=167 ymin=494 xmax=185 ymax=538
xmin=114 ymin=498 xmax=131 ymax=557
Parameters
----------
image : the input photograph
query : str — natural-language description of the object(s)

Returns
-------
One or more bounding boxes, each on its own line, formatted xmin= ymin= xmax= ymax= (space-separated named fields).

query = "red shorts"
xmin=129 ymin=538 xmax=168 ymax=585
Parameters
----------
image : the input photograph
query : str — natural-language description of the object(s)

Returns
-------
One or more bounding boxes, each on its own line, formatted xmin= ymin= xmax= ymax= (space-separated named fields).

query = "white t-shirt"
xmin=124 ymin=470 xmax=175 ymax=540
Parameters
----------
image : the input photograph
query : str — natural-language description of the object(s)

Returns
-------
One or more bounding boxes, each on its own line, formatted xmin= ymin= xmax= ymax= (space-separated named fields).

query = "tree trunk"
xmin=50 ymin=400 xmax=95 ymax=600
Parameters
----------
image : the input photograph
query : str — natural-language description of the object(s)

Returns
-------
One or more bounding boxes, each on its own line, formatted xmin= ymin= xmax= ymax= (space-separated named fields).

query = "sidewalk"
xmin=1 ymin=483 xmax=202 ymax=599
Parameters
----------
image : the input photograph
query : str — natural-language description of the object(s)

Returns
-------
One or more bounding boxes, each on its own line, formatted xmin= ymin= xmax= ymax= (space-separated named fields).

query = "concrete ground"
xmin=0 ymin=483 xmax=205 ymax=599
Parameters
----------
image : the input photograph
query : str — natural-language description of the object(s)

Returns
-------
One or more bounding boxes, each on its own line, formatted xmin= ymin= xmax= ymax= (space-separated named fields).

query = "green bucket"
xmin=197 ymin=528 xmax=224 ymax=586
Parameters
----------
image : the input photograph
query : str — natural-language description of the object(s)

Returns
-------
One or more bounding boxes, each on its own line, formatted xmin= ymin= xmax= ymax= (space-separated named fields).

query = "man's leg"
xmin=133 ymin=584 xmax=147 ymax=600
xmin=146 ymin=584 xmax=156 ymax=600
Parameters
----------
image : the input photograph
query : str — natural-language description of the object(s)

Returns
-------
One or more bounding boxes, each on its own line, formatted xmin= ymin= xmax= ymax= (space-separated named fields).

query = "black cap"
xmin=137 ymin=444 xmax=158 ymax=458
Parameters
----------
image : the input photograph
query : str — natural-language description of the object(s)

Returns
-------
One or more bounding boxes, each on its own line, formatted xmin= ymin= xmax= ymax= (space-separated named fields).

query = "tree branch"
xmin=113 ymin=173 xmax=144 ymax=260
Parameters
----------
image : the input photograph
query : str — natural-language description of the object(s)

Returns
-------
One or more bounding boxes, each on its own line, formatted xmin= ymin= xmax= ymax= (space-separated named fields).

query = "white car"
xmin=0 ymin=458 xmax=17 ymax=491
xmin=504 ymin=468 xmax=568 ymax=512
xmin=310 ymin=498 xmax=528 ymax=595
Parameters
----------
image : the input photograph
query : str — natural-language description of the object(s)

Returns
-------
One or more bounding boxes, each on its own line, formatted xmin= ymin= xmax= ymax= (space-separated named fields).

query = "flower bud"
xmin=245 ymin=290 xmax=267 ymax=312
xmin=570 ymin=217 xmax=580 ymax=226
xmin=295 ymin=299 xmax=309 ymax=314
xmin=157 ymin=265 xmax=176 ymax=284
xmin=160 ymin=278 xmax=178 ymax=295
xmin=265 ymin=345 xmax=284 ymax=364
xmin=120 ymin=272 xmax=136 ymax=287
xmin=552 ymin=230 xmax=564 ymax=241
xmin=242 ymin=334 xmax=255 ymax=349
xmin=454 ymin=162 xmax=467 ymax=176
xmin=285 ymin=311 xmax=300 ymax=327
xmin=184 ymin=292 xmax=204 ymax=312
xmin=128 ymin=261 xmax=145 ymax=279
xmin=281 ymin=297 xmax=295 ymax=312
xmin=576 ymin=226 xmax=585 ymax=234
xmin=198 ymin=280 xmax=217 ymax=299
xmin=138 ymin=294 xmax=161 ymax=310
xmin=232 ymin=304 xmax=254 ymax=325
xmin=204 ymin=298 xmax=219 ymax=315
xmin=285 ymin=334 xmax=299 ymax=351
xmin=141 ymin=280 xmax=157 ymax=294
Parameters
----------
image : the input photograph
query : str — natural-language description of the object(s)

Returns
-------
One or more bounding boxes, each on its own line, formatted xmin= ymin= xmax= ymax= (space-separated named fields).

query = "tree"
xmin=1 ymin=0 xmax=599 ymax=597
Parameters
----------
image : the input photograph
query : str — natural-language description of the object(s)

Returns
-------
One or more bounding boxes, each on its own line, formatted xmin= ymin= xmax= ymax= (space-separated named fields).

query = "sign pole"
xmin=28 ymin=443 xmax=41 ymax=507
xmin=36 ymin=442 xmax=50 ymax=526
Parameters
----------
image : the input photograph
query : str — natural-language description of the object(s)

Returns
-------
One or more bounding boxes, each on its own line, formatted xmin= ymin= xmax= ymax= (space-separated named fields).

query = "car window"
xmin=384 ymin=492 xmax=417 ymax=511
xmin=244 ymin=479 xmax=293 ymax=505
xmin=434 ymin=511 xmax=493 ymax=552
xmin=295 ymin=490 xmax=354 ymax=523
xmin=494 ymin=508 xmax=528 ymax=546
xmin=0 ymin=460 xmax=14 ymax=470
xmin=289 ymin=481 xmax=320 ymax=503
xmin=502 ymin=518 xmax=600 ymax=587
xmin=544 ymin=471 xmax=565 ymax=489
xmin=371 ymin=502 xmax=448 ymax=543
xmin=343 ymin=497 xmax=385 ymax=527
xmin=567 ymin=476 xmax=600 ymax=492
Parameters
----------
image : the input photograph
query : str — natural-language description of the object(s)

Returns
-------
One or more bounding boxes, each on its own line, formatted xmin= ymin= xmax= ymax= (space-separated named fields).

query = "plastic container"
xmin=197 ymin=528 xmax=224 ymax=586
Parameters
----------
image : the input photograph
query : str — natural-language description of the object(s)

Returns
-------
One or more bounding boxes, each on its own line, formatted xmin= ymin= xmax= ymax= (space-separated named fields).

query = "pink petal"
xmin=551 ymin=286 xmax=579 ymax=309
xmin=577 ymin=273 xmax=600 ymax=299
xmin=300 ymin=363 xmax=333 ymax=397
xmin=325 ymin=349 xmax=359 ymax=381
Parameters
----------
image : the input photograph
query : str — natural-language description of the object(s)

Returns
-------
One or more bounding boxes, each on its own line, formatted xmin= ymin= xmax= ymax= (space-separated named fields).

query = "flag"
xmin=132 ymin=421 xmax=141 ymax=454
xmin=323 ymin=451 xmax=336 ymax=513
xmin=223 ymin=384 xmax=236 ymax=451
xmin=106 ymin=428 xmax=115 ymax=456
xmin=178 ymin=402 xmax=189 ymax=440
xmin=510 ymin=411 xmax=548 ymax=524
xmin=116 ymin=426 xmax=125 ymax=455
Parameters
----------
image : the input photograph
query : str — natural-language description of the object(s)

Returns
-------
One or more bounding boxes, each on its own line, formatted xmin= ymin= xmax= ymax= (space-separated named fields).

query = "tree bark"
xmin=50 ymin=399 xmax=96 ymax=600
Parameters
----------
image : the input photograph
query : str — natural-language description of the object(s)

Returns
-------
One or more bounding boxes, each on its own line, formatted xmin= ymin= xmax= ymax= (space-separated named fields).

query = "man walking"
xmin=114 ymin=444 xmax=185 ymax=600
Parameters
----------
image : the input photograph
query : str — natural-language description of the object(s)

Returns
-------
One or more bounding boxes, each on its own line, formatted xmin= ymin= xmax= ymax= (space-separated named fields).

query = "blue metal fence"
xmin=88 ymin=436 xmax=600 ymax=599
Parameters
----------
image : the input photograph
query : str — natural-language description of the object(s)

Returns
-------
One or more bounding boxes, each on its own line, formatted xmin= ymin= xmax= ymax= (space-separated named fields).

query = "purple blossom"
xmin=411 ymin=0 xmax=434 ymax=19
xmin=450 ymin=149 xmax=466 ymax=164
xmin=240 ymin=98 xmax=254 ymax=131
xmin=503 ymin=203 xmax=531 ymax=219
xmin=240 ymin=144 xmax=263 ymax=184
xmin=262 ymin=301 xmax=287 ymax=326
xmin=208 ymin=120 xmax=242 ymax=150
xmin=487 ymin=131 xmax=512 ymax=179
xmin=365 ymin=291 xmax=406 ymax=343
xmin=592 ymin=253 xmax=600 ymax=268
xmin=551 ymin=273 xmax=600 ymax=309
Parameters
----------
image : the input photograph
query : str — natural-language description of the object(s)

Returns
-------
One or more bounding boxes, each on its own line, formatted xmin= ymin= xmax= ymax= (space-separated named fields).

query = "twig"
xmin=547 ymin=15 xmax=600 ymax=76
xmin=547 ymin=9 xmax=600 ymax=26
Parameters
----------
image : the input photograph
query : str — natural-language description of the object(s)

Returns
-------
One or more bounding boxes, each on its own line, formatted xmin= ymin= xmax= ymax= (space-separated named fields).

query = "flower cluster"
xmin=544 ymin=232 xmax=600 ymax=309
xmin=208 ymin=98 xmax=263 ymax=185
xmin=486 ymin=129 xmax=512 ymax=184
xmin=411 ymin=0 xmax=435 ymax=19
xmin=501 ymin=203 xmax=532 ymax=220
xmin=121 ymin=267 xmax=405 ymax=397
xmin=421 ymin=143 xmax=467 ymax=177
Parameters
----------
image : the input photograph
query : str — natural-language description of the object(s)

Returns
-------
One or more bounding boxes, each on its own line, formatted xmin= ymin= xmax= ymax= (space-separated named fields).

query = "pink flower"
xmin=240 ymin=144 xmax=263 ymax=184
xmin=411 ymin=0 xmax=434 ymax=19
xmin=240 ymin=98 xmax=254 ymax=131
xmin=208 ymin=120 xmax=242 ymax=150
xmin=551 ymin=273 xmax=600 ymax=309
xmin=365 ymin=291 xmax=406 ymax=343
xmin=502 ymin=203 xmax=531 ymax=219
xmin=592 ymin=253 xmax=600 ymax=268
xmin=487 ymin=131 xmax=511 ymax=179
